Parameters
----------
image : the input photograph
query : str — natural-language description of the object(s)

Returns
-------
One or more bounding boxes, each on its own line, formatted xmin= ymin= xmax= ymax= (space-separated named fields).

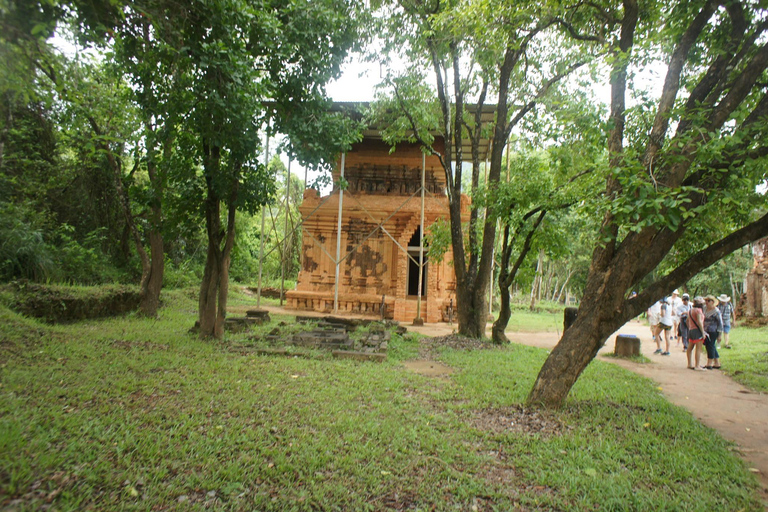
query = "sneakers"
xmin=661 ymin=351 xmax=670 ymax=356
xmin=653 ymin=349 xmax=662 ymax=354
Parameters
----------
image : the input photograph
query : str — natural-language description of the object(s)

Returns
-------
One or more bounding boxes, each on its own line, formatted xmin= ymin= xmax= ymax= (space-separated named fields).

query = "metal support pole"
xmin=280 ymin=158 xmax=291 ymax=306
xmin=485 ymin=155 xmax=491 ymax=318
xmin=333 ymin=153 xmax=345 ymax=314
xmin=257 ymin=133 xmax=270 ymax=308
xmin=414 ymin=152 xmax=426 ymax=325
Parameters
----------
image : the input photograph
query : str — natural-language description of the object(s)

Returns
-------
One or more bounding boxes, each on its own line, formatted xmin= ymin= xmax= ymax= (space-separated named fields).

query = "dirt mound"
xmin=425 ymin=334 xmax=495 ymax=350
xmin=6 ymin=282 xmax=142 ymax=323
xmin=472 ymin=405 xmax=571 ymax=437
xmin=419 ymin=334 xmax=498 ymax=359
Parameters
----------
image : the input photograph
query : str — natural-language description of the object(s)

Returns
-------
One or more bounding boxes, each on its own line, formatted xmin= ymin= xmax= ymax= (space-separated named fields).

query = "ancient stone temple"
xmin=285 ymin=135 xmax=470 ymax=323
xmin=744 ymin=236 xmax=768 ymax=318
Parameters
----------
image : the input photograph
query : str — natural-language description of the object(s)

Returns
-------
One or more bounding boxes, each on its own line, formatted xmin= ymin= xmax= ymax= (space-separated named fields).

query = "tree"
xmin=373 ymin=0 xmax=594 ymax=337
xmin=157 ymin=0 xmax=361 ymax=338
xmin=529 ymin=0 xmax=768 ymax=408
xmin=489 ymin=95 xmax=605 ymax=342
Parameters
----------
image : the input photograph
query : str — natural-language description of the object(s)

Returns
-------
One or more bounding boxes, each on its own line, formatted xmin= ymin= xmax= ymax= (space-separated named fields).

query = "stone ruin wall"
xmin=744 ymin=236 xmax=768 ymax=318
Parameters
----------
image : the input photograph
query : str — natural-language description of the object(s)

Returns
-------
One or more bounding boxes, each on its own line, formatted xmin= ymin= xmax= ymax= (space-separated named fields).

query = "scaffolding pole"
xmin=280 ymin=158 xmax=291 ymax=305
xmin=333 ymin=153 xmax=345 ymax=314
xmin=414 ymin=152 xmax=426 ymax=325
xmin=256 ymin=133 xmax=270 ymax=308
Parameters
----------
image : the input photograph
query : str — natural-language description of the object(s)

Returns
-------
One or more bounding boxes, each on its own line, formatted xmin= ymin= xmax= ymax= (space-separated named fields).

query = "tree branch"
xmin=627 ymin=210 xmax=768 ymax=318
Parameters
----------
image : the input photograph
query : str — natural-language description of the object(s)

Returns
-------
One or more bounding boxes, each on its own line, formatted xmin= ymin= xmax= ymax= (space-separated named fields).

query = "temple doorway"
xmin=407 ymin=227 xmax=427 ymax=297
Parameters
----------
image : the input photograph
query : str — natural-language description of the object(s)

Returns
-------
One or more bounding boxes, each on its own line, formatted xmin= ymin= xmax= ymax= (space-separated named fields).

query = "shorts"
xmin=723 ymin=324 xmax=731 ymax=333
xmin=689 ymin=337 xmax=705 ymax=344
xmin=660 ymin=324 xmax=672 ymax=330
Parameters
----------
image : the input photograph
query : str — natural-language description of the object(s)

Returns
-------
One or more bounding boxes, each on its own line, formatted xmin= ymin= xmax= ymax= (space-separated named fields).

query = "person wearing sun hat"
xmin=702 ymin=295 xmax=723 ymax=369
xmin=717 ymin=294 xmax=735 ymax=349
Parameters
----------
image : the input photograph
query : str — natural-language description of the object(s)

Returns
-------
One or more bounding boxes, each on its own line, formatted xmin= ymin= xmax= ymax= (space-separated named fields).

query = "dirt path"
xmin=238 ymin=303 xmax=768 ymax=499
xmin=409 ymin=319 xmax=768 ymax=501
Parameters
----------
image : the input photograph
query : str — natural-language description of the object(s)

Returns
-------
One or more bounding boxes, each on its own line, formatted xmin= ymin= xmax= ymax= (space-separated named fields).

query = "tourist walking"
xmin=717 ymin=294 xmax=735 ymax=349
xmin=676 ymin=293 xmax=692 ymax=350
xmin=703 ymin=295 xmax=723 ymax=369
xmin=686 ymin=297 xmax=707 ymax=370
xmin=655 ymin=297 xmax=673 ymax=356
xmin=670 ymin=290 xmax=683 ymax=345
xmin=648 ymin=300 xmax=662 ymax=351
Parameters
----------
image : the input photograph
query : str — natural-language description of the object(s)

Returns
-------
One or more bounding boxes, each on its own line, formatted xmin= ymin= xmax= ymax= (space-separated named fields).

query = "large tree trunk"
xmin=528 ymin=211 xmax=768 ymax=408
xmin=455 ymin=283 xmax=488 ymax=338
xmin=527 ymin=260 xmax=637 ymax=407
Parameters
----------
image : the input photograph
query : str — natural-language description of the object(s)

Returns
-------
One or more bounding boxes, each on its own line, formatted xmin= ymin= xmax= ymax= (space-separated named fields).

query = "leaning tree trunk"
xmin=140 ymin=219 xmax=164 ymax=317
xmin=139 ymin=156 xmax=166 ymax=317
xmin=492 ymin=212 xmax=546 ymax=344
xmin=199 ymin=198 xmax=224 ymax=338
xmin=527 ymin=248 xmax=639 ymax=407
xmin=492 ymin=284 xmax=512 ymax=343
xmin=197 ymin=200 xmax=236 ymax=340
xmin=198 ymin=149 xmax=239 ymax=340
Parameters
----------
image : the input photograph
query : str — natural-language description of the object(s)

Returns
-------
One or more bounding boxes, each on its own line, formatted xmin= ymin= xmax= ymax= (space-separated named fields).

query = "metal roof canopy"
xmin=330 ymin=101 xmax=496 ymax=164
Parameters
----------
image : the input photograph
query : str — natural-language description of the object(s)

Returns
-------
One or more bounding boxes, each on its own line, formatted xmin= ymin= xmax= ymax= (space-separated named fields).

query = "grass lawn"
xmin=721 ymin=324 xmax=768 ymax=393
xmin=0 ymin=289 xmax=764 ymax=511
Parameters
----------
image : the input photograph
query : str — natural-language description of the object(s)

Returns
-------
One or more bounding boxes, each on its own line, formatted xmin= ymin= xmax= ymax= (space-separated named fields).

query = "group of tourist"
xmin=646 ymin=291 xmax=735 ymax=371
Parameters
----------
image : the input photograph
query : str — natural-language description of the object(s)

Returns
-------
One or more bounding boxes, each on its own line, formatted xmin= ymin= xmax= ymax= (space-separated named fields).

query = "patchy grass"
xmin=0 ymin=289 xmax=763 ymax=511
xmin=505 ymin=310 xmax=562 ymax=333
xmin=602 ymin=352 xmax=652 ymax=364
xmin=722 ymin=325 xmax=768 ymax=393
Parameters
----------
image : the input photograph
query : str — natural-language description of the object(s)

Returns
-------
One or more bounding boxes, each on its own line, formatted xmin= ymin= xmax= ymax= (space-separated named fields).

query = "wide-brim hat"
xmin=718 ymin=294 xmax=730 ymax=302
xmin=704 ymin=295 xmax=719 ymax=307
xmin=672 ymin=289 xmax=680 ymax=295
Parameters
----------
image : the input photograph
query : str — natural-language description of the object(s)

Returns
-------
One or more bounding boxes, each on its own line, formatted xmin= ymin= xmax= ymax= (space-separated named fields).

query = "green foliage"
xmin=425 ymin=217 xmax=451 ymax=264
xmin=54 ymin=225 xmax=128 ymax=285
xmin=677 ymin=246 xmax=753 ymax=299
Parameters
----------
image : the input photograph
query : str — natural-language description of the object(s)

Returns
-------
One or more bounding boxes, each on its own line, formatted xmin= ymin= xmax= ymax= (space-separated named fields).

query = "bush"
xmin=0 ymin=202 xmax=54 ymax=281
